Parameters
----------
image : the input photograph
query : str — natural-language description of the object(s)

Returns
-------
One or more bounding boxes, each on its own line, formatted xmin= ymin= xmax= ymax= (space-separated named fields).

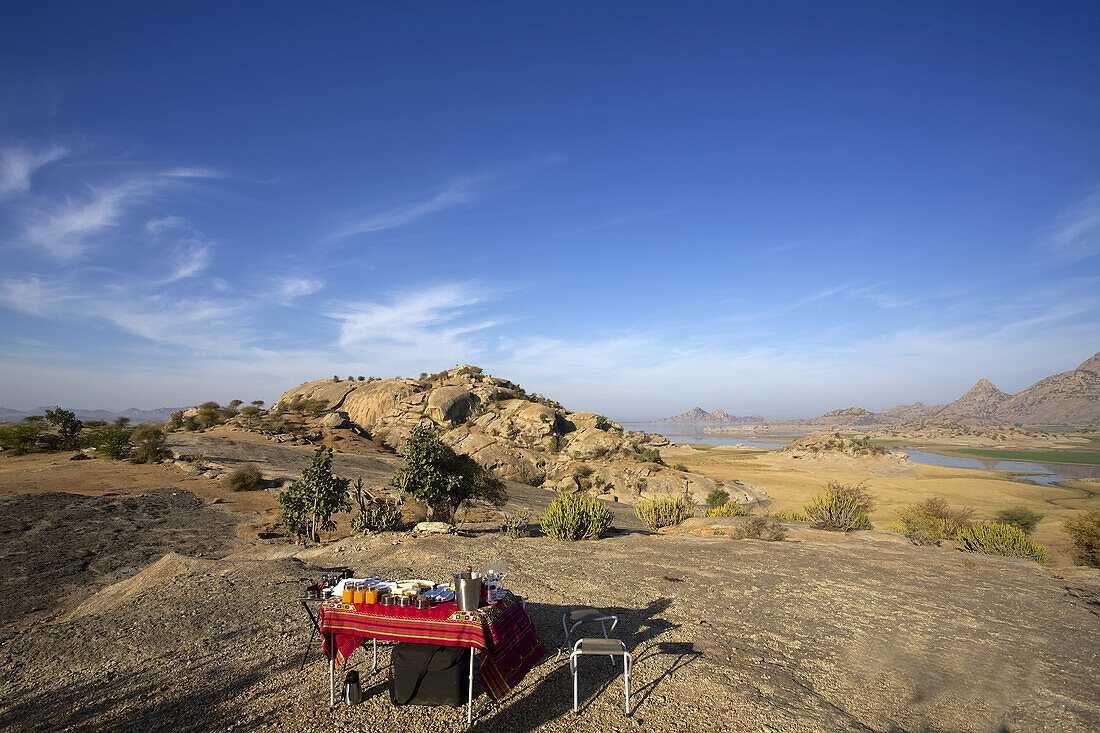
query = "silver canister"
xmin=453 ymin=575 xmax=484 ymax=612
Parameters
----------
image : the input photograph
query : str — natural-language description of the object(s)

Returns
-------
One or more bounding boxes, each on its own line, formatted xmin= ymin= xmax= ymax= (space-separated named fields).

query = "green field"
xmin=951 ymin=448 xmax=1100 ymax=466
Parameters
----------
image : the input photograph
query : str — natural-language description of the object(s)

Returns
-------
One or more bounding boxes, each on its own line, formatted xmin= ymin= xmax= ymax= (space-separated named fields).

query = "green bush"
xmin=1063 ymin=509 xmax=1100 ymax=568
xmin=503 ymin=509 xmax=531 ymax=538
xmin=994 ymin=506 xmax=1044 ymax=535
xmin=705 ymin=488 xmax=730 ymax=508
xmin=226 ymin=464 xmax=265 ymax=492
xmin=85 ymin=423 xmax=135 ymax=460
xmin=547 ymin=434 xmax=566 ymax=453
xmin=890 ymin=497 xmax=973 ymax=545
xmin=705 ymin=502 xmax=749 ymax=518
xmin=955 ymin=522 xmax=1048 ymax=564
xmin=635 ymin=493 xmax=694 ymax=531
xmin=279 ymin=447 xmax=351 ymax=542
xmin=0 ymin=422 xmax=49 ymax=455
xmin=44 ymin=408 xmax=83 ymax=448
xmin=130 ymin=424 xmax=171 ymax=464
xmin=637 ymin=447 xmax=663 ymax=464
xmin=351 ymin=501 xmax=403 ymax=533
xmin=540 ymin=493 xmax=613 ymax=540
xmin=392 ymin=425 xmax=506 ymax=524
xmin=804 ymin=482 xmax=874 ymax=531
xmin=672 ymin=463 xmax=689 ymax=472
xmin=595 ymin=415 xmax=609 ymax=430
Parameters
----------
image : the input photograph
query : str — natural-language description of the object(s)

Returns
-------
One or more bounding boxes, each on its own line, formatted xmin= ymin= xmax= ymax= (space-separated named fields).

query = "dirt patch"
xmin=0 ymin=489 xmax=240 ymax=634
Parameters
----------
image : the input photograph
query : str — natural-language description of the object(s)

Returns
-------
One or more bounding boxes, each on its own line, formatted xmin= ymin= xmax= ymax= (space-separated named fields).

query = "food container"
xmin=415 ymin=596 xmax=430 ymax=610
xmin=382 ymin=594 xmax=396 ymax=606
xmin=397 ymin=595 xmax=411 ymax=607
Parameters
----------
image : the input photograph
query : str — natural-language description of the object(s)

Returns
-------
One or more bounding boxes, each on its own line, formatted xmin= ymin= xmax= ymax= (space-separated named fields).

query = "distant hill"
xmin=656 ymin=407 xmax=764 ymax=425
xmin=0 ymin=406 xmax=184 ymax=424
xmin=665 ymin=351 xmax=1100 ymax=432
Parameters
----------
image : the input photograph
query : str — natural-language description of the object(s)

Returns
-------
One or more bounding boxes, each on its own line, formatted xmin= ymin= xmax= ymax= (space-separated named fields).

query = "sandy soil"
xmin=1 ymin=436 xmax=1099 ymax=732
xmin=664 ymin=444 xmax=1100 ymax=566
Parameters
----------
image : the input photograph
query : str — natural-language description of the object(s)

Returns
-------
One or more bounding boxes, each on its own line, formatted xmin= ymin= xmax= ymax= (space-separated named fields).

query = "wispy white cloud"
xmin=330 ymin=176 xmax=486 ymax=240
xmin=328 ymin=283 xmax=495 ymax=367
xmin=0 ymin=144 xmax=66 ymax=197
xmin=146 ymin=216 xmax=213 ymax=283
xmin=11 ymin=168 xmax=221 ymax=263
xmin=273 ymin=276 xmax=324 ymax=304
xmin=0 ymin=275 xmax=74 ymax=317
xmin=1043 ymin=187 xmax=1100 ymax=263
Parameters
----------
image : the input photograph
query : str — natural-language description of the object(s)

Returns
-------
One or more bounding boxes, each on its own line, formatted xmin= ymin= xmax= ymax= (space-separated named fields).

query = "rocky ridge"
xmin=273 ymin=366 xmax=767 ymax=507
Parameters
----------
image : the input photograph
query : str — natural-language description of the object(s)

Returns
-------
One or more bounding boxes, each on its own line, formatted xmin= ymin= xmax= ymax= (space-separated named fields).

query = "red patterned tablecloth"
xmin=319 ymin=593 xmax=546 ymax=701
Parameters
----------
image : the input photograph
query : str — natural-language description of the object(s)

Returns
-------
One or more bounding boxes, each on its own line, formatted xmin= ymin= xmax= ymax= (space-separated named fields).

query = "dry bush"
xmin=503 ymin=509 xmax=531 ymax=538
xmin=891 ymin=497 xmax=973 ymax=545
xmin=727 ymin=517 xmax=786 ymax=541
xmin=635 ymin=493 xmax=695 ymax=530
xmin=804 ymin=482 xmax=874 ymax=531
xmin=1063 ymin=509 xmax=1100 ymax=567
xmin=226 ymin=464 xmax=265 ymax=492
xmin=767 ymin=510 xmax=810 ymax=522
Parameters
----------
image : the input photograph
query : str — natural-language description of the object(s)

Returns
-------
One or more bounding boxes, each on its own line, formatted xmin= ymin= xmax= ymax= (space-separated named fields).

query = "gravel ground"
xmin=2 ymin=497 xmax=1099 ymax=733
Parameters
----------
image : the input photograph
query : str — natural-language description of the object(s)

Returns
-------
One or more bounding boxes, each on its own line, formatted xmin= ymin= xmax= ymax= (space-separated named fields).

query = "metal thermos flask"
xmin=343 ymin=670 xmax=361 ymax=706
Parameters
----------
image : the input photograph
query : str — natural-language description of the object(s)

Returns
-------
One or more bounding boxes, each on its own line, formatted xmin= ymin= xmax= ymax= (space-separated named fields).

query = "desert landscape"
xmin=2 ymin=363 xmax=1099 ymax=732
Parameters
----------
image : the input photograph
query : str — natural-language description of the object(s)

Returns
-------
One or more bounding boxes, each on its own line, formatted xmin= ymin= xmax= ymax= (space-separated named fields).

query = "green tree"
xmin=86 ymin=422 xmax=135 ymax=459
xmin=391 ymin=425 xmax=507 ymax=524
xmin=251 ymin=400 xmax=265 ymax=407
xmin=44 ymin=407 xmax=83 ymax=448
xmin=994 ymin=506 xmax=1044 ymax=535
xmin=0 ymin=422 xmax=47 ymax=455
xmin=278 ymin=447 xmax=352 ymax=542
xmin=706 ymin=488 xmax=730 ymax=508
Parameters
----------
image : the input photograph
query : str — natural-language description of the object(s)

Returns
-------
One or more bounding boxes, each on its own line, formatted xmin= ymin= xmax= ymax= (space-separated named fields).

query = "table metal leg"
xmin=467 ymin=648 xmax=474 ymax=725
xmin=329 ymin=651 xmax=335 ymax=707
xmin=372 ymin=638 xmax=378 ymax=673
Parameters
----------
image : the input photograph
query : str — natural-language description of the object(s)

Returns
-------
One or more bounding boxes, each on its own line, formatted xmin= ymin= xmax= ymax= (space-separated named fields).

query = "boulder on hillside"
xmin=320 ymin=411 xmax=350 ymax=429
xmin=564 ymin=427 xmax=622 ymax=459
xmin=425 ymin=386 xmax=478 ymax=424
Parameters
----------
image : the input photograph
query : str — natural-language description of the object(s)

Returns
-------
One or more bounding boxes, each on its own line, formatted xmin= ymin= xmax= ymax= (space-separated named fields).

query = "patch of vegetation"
xmin=954 ymin=522 xmax=1048 ymax=564
xmin=727 ymin=516 xmax=786 ymax=541
xmin=636 ymin=446 xmax=664 ymax=464
xmin=705 ymin=488 xmax=730 ymax=508
xmin=391 ymin=425 xmax=507 ymax=524
xmin=766 ymin=510 xmax=810 ymax=522
xmin=1063 ymin=509 xmax=1100 ymax=568
xmin=129 ymin=423 xmax=172 ymax=464
xmin=951 ymin=448 xmax=1100 ymax=466
xmin=671 ymin=463 xmax=689 ymax=472
xmin=705 ymin=502 xmax=750 ymax=518
xmin=540 ymin=493 xmax=613 ymax=541
xmin=85 ymin=420 xmax=135 ymax=460
xmin=226 ymin=464 xmax=265 ymax=492
xmin=890 ymin=497 xmax=974 ymax=545
xmin=993 ymin=506 xmax=1044 ymax=535
xmin=274 ymin=394 xmax=330 ymax=415
xmin=804 ymin=482 xmax=874 ymax=531
xmin=547 ymin=434 xmax=566 ymax=453
xmin=0 ymin=421 xmax=55 ymax=455
xmin=44 ymin=408 xmax=83 ymax=449
xmin=595 ymin=415 xmax=609 ymax=430
xmin=503 ymin=509 xmax=531 ymax=538
xmin=635 ymin=493 xmax=695 ymax=531
xmin=279 ymin=447 xmax=351 ymax=542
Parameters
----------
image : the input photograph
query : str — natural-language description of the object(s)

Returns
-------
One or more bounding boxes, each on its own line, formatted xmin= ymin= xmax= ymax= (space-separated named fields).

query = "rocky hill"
xmin=273 ymin=366 xmax=767 ymax=507
xmin=694 ymin=351 xmax=1100 ymax=432
xmin=656 ymin=407 xmax=764 ymax=425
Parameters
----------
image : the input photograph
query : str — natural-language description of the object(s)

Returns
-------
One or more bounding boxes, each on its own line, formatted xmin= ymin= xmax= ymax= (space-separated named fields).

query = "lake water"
xmin=625 ymin=422 xmax=1100 ymax=487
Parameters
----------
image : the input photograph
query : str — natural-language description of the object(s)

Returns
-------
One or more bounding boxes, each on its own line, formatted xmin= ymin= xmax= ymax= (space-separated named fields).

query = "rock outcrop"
xmin=274 ymin=366 xmax=767 ymax=507
xmin=992 ymin=352 xmax=1100 ymax=426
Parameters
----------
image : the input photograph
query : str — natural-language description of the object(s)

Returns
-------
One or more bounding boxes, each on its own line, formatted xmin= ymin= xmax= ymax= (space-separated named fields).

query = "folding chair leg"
xmin=601 ymin=621 xmax=616 ymax=666
xmin=571 ymin=654 xmax=579 ymax=712
xmin=624 ymin=652 xmax=632 ymax=715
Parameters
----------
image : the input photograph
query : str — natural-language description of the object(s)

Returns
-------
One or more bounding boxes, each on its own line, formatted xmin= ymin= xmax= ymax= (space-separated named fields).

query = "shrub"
xmin=357 ymin=376 xmax=365 ymax=381
xmin=672 ymin=463 xmax=689 ymax=472
xmin=0 ymin=421 xmax=49 ymax=455
xmin=637 ymin=447 xmax=663 ymax=464
xmin=168 ymin=410 xmax=185 ymax=430
xmin=727 ymin=517 xmax=786 ymax=541
xmin=804 ymin=482 xmax=874 ymax=531
xmin=227 ymin=464 xmax=265 ymax=492
xmin=1063 ymin=509 xmax=1100 ymax=568
xmin=767 ymin=510 xmax=810 ymax=522
xmin=994 ymin=506 xmax=1044 ymax=535
xmin=547 ymin=434 xmax=566 ymax=453
xmin=540 ymin=493 xmax=613 ymax=540
xmin=130 ymin=424 xmax=171 ymax=464
xmin=705 ymin=488 xmax=730 ymax=508
xmin=706 ymin=502 xmax=749 ymax=518
xmin=891 ymin=497 xmax=973 ymax=545
xmin=595 ymin=415 xmax=609 ymax=430
xmin=955 ymin=522 xmax=1048 ymax=564
xmin=44 ymin=407 xmax=83 ymax=448
xmin=503 ymin=509 xmax=531 ymax=538
xmin=279 ymin=447 xmax=352 ymax=542
xmin=85 ymin=423 xmax=135 ymax=460
xmin=352 ymin=501 xmax=403 ymax=533
xmin=392 ymin=425 xmax=507 ymax=524
xmin=635 ymin=493 xmax=695 ymax=531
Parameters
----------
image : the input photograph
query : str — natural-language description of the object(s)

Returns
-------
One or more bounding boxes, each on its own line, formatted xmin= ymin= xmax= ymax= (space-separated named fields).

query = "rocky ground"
xmin=1 ymin=434 xmax=1099 ymax=732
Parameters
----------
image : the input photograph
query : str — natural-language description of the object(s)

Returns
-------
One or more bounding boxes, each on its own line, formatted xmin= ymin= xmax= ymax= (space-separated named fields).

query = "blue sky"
xmin=1 ymin=2 xmax=1098 ymax=420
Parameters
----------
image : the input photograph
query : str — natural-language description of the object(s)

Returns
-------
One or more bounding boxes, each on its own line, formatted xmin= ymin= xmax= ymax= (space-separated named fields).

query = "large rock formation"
xmin=275 ymin=366 xmax=769 ymax=507
xmin=993 ymin=352 xmax=1100 ymax=426
xmin=937 ymin=378 xmax=1010 ymax=419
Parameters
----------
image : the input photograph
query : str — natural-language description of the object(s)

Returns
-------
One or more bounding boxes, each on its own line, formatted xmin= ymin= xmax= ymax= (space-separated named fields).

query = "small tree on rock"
xmin=279 ymin=447 xmax=351 ymax=542
xmin=391 ymin=425 xmax=506 ymax=524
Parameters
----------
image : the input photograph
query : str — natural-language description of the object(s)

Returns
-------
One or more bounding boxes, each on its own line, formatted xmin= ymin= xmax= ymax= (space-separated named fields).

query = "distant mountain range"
xmin=658 ymin=351 xmax=1100 ymax=430
xmin=0 ymin=406 xmax=184 ymax=424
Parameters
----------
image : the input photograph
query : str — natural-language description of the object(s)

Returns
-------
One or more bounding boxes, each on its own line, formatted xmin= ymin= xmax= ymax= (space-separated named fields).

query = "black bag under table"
xmin=390 ymin=642 xmax=475 ymax=707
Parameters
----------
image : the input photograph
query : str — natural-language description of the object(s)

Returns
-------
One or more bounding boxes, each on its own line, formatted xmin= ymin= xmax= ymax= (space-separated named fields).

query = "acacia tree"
xmin=279 ymin=447 xmax=351 ymax=542
xmin=392 ymin=425 xmax=506 ymax=524
xmin=44 ymin=407 xmax=83 ymax=448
